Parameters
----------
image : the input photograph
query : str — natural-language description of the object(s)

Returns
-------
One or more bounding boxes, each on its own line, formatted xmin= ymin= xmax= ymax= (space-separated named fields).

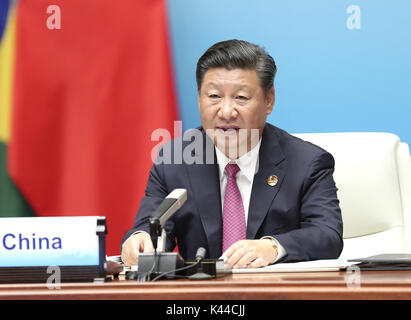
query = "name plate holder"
xmin=0 ymin=216 xmax=107 ymax=284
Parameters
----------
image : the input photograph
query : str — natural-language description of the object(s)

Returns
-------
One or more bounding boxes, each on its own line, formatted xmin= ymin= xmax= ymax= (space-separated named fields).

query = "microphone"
xmin=195 ymin=247 xmax=207 ymax=262
xmin=150 ymin=189 xmax=187 ymax=250
xmin=188 ymin=247 xmax=213 ymax=280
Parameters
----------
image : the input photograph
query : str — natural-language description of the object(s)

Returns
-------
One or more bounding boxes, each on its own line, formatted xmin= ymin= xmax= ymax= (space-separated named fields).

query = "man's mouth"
xmin=216 ymin=126 xmax=240 ymax=135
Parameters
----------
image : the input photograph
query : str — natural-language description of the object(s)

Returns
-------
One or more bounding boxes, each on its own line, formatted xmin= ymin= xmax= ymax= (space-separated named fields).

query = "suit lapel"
xmin=185 ymin=132 xmax=223 ymax=258
xmin=247 ymin=125 xmax=286 ymax=239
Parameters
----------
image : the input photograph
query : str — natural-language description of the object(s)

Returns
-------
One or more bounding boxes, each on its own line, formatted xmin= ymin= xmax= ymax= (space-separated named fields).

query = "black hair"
xmin=196 ymin=39 xmax=277 ymax=95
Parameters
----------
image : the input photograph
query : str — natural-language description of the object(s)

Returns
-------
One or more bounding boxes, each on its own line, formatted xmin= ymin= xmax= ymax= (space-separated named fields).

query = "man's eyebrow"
xmin=234 ymin=84 xmax=252 ymax=91
xmin=204 ymin=82 xmax=220 ymax=89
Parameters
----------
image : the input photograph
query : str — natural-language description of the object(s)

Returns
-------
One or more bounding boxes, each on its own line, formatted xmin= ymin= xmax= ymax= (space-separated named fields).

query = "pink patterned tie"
xmin=222 ymin=163 xmax=246 ymax=253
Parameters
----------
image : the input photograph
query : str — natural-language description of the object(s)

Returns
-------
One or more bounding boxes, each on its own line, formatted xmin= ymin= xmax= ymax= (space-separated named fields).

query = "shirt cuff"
xmin=261 ymin=236 xmax=287 ymax=263
xmin=131 ymin=230 xmax=150 ymax=237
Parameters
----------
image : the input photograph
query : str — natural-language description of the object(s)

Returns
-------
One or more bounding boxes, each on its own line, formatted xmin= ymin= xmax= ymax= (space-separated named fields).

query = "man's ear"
xmin=265 ymin=86 xmax=275 ymax=115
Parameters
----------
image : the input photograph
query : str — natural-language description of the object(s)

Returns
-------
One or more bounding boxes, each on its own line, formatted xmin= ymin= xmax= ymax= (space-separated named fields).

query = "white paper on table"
xmin=232 ymin=259 xmax=359 ymax=273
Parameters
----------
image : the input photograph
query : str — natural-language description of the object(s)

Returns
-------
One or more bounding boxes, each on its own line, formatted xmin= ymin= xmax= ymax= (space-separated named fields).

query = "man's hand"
xmin=222 ymin=239 xmax=278 ymax=269
xmin=121 ymin=232 xmax=154 ymax=267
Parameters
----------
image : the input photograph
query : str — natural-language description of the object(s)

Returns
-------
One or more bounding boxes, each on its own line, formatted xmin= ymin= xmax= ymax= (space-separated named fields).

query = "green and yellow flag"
xmin=0 ymin=1 xmax=35 ymax=218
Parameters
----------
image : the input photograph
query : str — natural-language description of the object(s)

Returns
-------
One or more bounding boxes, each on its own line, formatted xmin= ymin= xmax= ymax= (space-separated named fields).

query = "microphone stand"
xmin=149 ymin=216 xmax=166 ymax=253
xmin=126 ymin=189 xmax=187 ymax=281
xmin=135 ymin=217 xmax=184 ymax=281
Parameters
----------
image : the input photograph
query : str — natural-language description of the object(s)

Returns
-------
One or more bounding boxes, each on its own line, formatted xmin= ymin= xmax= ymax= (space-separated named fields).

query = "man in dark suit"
xmin=121 ymin=39 xmax=343 ymax=269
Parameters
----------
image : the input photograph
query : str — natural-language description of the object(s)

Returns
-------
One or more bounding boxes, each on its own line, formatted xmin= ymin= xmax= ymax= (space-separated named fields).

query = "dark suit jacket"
xmin=121 ymin=123 xmax=343 ymax=262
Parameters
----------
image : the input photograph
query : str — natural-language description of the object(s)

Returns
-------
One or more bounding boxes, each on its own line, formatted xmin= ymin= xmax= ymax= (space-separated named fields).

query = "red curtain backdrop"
xmin=8 ymin=0 xmax=178 ymax=254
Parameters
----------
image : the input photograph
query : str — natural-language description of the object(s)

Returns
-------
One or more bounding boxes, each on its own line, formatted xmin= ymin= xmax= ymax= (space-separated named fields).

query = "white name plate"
xmin=0 ymin=216 xmax=105 ymax=267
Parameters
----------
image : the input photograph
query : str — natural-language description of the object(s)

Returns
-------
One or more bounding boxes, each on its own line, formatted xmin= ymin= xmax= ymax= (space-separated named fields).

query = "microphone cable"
xmin=151 ymin=247 xmax=208 ymax=282
xmin=137 ymin=248 xmax=159 ymax=282
xmin=150 ymin=260 xmax=200 ymax=282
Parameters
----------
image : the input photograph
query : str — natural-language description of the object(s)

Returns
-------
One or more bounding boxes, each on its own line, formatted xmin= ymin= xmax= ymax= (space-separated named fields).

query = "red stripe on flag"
xmin=9 ymin=0 xmax=178 ymax=254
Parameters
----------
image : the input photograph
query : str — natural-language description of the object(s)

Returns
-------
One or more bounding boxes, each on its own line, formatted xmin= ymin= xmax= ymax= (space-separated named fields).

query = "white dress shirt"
xmin=215 ymin=138 xmax=286 ymax=263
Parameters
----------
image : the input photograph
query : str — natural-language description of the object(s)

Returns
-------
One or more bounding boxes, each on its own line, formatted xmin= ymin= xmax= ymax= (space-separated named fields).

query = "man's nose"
xmin=218 ymin=98 xmax=237 ymax=120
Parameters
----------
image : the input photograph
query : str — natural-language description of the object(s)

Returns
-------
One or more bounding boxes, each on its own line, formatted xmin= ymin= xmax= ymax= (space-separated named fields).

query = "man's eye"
xmin=209 ymin=94 xmax=220 ymax=99
xmin=236 ymin=96 xmax=248 ymax=100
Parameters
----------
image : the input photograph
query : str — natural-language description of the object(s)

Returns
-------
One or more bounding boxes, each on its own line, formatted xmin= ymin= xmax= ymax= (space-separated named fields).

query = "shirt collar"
xmin=215 ymin=138 xmax=262 ymax=182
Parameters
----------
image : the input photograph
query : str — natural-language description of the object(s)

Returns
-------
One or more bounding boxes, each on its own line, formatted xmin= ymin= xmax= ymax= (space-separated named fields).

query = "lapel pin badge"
xmin=267 ymin=175 xmax=278 ymax=186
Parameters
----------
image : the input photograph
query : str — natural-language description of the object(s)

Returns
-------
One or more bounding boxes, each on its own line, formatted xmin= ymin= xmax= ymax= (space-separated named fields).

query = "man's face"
xmin=198 ymin=68 xmax=275 ymax=159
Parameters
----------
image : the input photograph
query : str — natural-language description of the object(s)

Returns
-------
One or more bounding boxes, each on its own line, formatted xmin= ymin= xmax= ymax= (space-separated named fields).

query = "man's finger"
xmin=233 ymin=251 xmax=257 ymax=269
xmin=121 ymin=233 xmax=149 ymax=266
xmin=223 ymin=240 xmax=246 ymax=260
xmin=121 ymin=246 xmax=138 ymax=267
xmin=247 ymin=257 xmax=264 ymax=269
xmin=226 ymin=245 xmax=248 ymax=268
xmin=142 ymin=236 xmax=155 ymax=253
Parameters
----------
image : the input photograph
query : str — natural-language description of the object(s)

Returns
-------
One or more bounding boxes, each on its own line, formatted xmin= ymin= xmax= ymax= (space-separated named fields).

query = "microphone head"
xmin=195 ymin=247 xmax=207 ymax=261
xmin=166 ymin=189 xmax=187 ymax=203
